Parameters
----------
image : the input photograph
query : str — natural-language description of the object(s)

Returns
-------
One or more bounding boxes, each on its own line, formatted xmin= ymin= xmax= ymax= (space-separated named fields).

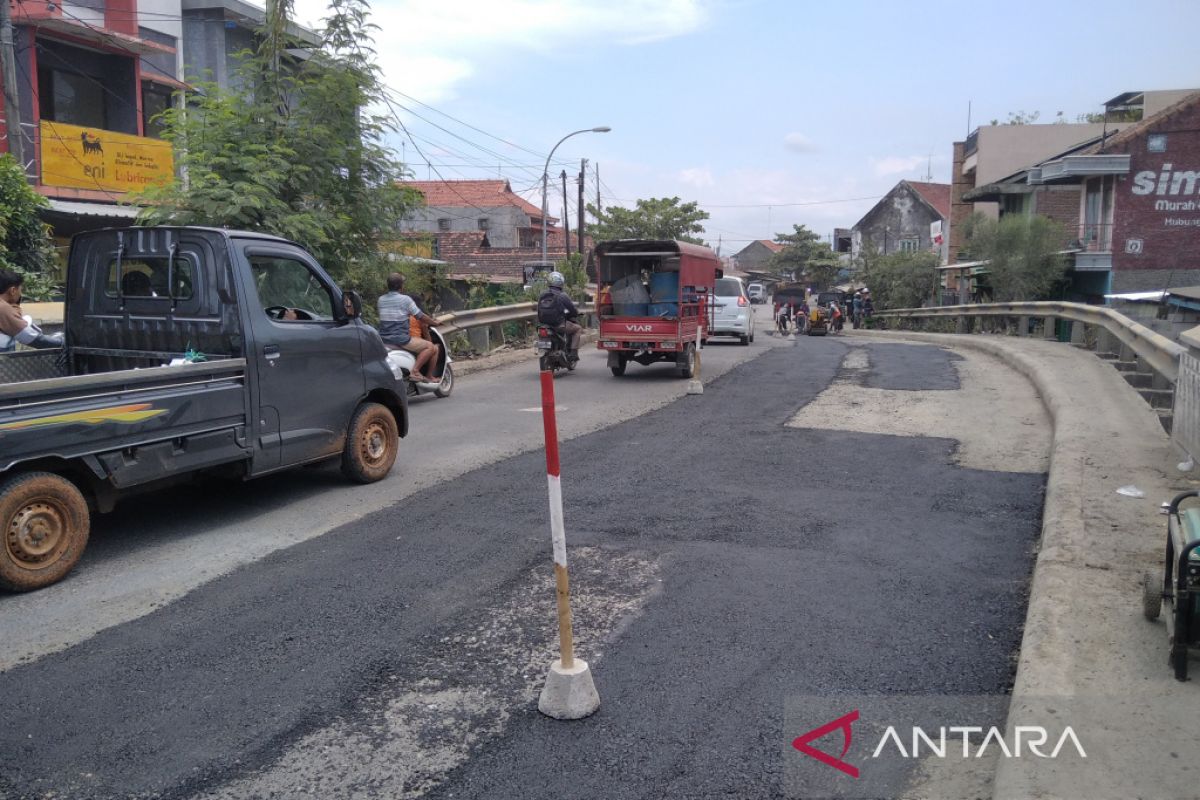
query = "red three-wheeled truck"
xmin=593 ymin=239 xmax=721 ymax=378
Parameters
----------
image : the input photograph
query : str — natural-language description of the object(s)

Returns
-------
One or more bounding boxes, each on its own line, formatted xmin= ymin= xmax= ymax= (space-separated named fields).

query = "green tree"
xmin=0 ymin=154 xmax=56 ymax=299
xmin=767 ymin=224 xmax=840 ymax=288
xmin=586 ymin=197 xmax=709 ymax=244
xmin=859 ymin=246 xmax=939 ymax=309
xmin=133 ymin=0 xmax=421 ymax=290
xmin=962 ymin=213 xmax=1067 ymax=301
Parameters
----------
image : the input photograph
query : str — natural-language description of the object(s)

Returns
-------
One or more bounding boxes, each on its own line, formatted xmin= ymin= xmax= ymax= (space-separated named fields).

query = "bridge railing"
xmin=875 ymin=301 xmax=1185 ymax=382
xmin=434 ymin=302 xmax=595 ymax=337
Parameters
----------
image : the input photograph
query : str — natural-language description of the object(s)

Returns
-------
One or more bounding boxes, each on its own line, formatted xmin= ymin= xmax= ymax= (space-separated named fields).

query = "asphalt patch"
xmin=0 ymin=342 xmax=1044 ymax=800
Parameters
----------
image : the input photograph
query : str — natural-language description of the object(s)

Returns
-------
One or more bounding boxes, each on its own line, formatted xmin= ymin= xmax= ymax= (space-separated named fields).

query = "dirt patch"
xmin=788 ymin=344 xmax=1051 ymax=474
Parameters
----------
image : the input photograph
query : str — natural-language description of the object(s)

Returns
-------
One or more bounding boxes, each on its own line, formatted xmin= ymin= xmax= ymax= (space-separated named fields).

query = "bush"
xmin=0 ymin=154 xmax=56 ymax=299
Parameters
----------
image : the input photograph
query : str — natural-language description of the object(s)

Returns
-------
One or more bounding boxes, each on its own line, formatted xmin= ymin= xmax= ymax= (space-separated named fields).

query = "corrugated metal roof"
xmin=45 ymin=199 xmax=140 ymax=219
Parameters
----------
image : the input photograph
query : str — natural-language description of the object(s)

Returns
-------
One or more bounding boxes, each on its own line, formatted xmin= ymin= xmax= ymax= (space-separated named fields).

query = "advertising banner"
xmin=39 ymin=121 xmax=173 ymax=194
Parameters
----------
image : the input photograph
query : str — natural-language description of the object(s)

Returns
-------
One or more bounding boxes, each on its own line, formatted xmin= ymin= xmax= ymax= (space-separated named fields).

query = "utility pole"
xmin=560 ymin=169 xmax=571 ymax=256
xmin=577 ymin=158 xmax=586 ymax=255
xmin=595 ymin=163 xmax=601 ymax=214
xmin=0 ymin=0 xmax=25 ymax=170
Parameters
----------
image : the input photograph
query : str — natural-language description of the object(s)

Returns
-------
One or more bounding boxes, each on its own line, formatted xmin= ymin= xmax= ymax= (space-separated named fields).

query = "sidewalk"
xmin=859 ymin=330 xmax=1199 ymax=800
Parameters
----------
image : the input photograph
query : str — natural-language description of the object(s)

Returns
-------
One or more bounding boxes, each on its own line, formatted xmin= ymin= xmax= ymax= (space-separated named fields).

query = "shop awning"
xmin=44 ymin=199 xmax=141 ymax=220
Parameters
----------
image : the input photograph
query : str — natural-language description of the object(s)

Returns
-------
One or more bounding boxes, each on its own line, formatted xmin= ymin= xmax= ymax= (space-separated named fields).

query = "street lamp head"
xmin=592 ymin=126 xmax=612 ymax=133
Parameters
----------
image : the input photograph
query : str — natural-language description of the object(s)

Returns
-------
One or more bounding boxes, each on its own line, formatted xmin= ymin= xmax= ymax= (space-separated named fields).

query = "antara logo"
xmin=792 ymin=710 xmax=1087 ymax=778
xmin=624 ymin=324 xmax=654 ymax=332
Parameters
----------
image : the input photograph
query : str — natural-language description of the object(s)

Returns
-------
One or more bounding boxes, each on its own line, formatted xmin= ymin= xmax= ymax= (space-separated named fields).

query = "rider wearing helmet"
xmin=537 ymin=271 xmax=581 ymax=364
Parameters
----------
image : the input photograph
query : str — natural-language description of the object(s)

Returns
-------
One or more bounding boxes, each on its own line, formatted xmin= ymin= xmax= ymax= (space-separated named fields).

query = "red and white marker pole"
xmin=536 ymin=366 xmax=600 ymax=719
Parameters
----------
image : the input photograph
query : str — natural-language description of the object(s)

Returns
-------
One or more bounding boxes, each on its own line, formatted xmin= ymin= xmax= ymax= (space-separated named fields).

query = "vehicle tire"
xmin=433 ymin=363 xmax=454 ymax=398
xmin=610 ymin=354 xmax=627 ymax=377
xmin=1142 ymin=570 xmax=1162 ymax=621
xmin=539 ymin=354 xmax=549 ymax=372
xmin=341 ymin=402 xmax=399 ymax=484
xmin=677 ymin=343 xmax=696 ymax=379
xmin=0 ymin=471 xmax=90 ymax=592
xmin=740 ymin=333 xmax=749 ymax=346
xmin=749 ymin=329 xmax=755 ymax=344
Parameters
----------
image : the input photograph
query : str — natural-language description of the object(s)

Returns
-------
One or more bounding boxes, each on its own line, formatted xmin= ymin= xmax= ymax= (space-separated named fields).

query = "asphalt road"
xmin=0 ymin=325 xmax=1047 ymax=800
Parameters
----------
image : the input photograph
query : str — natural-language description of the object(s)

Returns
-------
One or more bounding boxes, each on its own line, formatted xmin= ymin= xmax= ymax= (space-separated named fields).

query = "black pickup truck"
xmin=0 ymin=227 xmax=409 ymax=591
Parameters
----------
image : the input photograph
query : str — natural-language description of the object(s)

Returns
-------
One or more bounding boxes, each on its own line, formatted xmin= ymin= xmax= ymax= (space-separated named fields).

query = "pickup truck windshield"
xmin=248 ymin=254 xmax=337 ymax=319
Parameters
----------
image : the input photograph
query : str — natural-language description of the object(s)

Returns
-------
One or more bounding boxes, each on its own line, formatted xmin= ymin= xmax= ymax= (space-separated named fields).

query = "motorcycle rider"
xmin=537 ymin=271 xmax=581 ymax=366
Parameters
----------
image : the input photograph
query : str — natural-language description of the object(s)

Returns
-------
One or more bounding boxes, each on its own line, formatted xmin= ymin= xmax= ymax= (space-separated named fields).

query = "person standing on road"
xmin=0 ymin=269 xmax=63 ymax=352
xmin=377 ymin=272 xmax=439 ymax=383
xmin=852 ymin=292 xmax=863 ymax=329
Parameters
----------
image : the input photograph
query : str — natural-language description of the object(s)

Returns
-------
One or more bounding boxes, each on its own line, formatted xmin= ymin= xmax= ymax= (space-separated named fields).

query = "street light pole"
xmin=541 ymin=126 xmax=611 ymax=264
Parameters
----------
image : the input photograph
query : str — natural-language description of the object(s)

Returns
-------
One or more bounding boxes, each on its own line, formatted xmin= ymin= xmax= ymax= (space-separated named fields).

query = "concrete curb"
xmin=850 ymin=330 xmax=1198 ymax=799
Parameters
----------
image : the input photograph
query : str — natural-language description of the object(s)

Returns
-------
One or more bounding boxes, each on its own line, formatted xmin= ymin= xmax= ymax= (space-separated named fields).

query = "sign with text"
xmin=39 ymin=121 xmax=173 ymax=194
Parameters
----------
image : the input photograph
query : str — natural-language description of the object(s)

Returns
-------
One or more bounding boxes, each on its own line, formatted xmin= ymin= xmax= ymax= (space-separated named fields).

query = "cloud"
xmin=290 ymin=0 xmax=711 ymax=102
xmin=870 ymin=155 xmax=926 ymax=177
xmin=679 ymin=167 xmax=714 ymax=188
xmin=783 ymin=132 xmax=817 ymax=153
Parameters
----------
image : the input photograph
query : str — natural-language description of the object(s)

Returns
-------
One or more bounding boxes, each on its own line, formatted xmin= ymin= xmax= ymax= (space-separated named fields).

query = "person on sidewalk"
xmin=377 ymin=272 xmax=439 ymax=383
xmin=0 ymin=269 xmax=63 ymax=352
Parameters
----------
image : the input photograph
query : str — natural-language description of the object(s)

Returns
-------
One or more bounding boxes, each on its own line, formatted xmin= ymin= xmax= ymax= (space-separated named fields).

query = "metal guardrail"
xmin=434 ymin=302 xmax=595 ymax=337
xmin=876 ymin=301 xmax=1186 ymax=382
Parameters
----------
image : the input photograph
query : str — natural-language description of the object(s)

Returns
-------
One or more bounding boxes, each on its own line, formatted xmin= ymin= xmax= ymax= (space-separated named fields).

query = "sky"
xmin=289 ymin=0 xmax=1200 ymax=256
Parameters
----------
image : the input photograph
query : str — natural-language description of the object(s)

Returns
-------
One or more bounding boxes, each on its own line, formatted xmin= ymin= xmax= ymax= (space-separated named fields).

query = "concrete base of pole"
xmin=538 ymin=658 xmax=600 ymax=720
xmin=687 ymin=378 xmax=703 ymax=394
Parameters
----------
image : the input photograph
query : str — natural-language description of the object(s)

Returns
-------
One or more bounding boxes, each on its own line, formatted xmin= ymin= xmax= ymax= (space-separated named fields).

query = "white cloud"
xmin=783 ymin=132 xmax=817 ymax=153
xmin=290 ymin=0 xmax=711 ymax=103
xmin=870 ymin=155 xmax=925 ymax=177
xmin=679 ymin=167 xmax=714 ymax=188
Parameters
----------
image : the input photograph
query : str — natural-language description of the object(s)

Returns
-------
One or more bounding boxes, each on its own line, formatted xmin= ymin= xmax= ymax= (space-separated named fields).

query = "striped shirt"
xmin=377 ymin=291 xmax=421 ymax=346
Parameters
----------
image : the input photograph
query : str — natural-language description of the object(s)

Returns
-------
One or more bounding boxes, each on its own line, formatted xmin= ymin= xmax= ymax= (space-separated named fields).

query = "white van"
xmin=747 ymin=282 xmax=766 ymax=304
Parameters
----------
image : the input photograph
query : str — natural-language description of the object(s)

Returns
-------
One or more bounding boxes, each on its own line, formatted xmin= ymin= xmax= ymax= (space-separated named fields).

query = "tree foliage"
xmin=133 ymin=0 xmax=421 ymax=289
xmin=858 ymin=246 xmax=939 ymax=309
xmin=585 ymin=197 xmax=709 ymax=245
xmin=767 ymin=224 xmax=840 ymax=288
xmin=961 ymin=213 xmax=1068 ymax=302
xmin=0 ymin=154 xmax=56 ymax=299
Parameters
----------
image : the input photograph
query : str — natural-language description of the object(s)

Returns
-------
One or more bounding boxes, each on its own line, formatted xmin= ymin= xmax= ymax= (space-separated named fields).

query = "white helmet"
xmin=548 ymin=271 xmax=565 ymax=287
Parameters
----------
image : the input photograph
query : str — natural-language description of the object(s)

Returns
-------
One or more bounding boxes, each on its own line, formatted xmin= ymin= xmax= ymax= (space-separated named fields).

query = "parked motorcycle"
xmin=385 ymin=325 xmax=454 ymax=398
xmin=536 ymin=325 xmax=577 ymax=374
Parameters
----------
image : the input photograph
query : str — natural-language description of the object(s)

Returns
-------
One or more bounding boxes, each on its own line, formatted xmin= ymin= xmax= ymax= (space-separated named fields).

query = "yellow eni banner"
xmin=39 ymin=120 xmax=173 ymax=193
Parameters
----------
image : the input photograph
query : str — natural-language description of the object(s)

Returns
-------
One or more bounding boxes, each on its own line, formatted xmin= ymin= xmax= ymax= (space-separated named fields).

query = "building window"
xmin=437 ymin=218 xmax=451 ymax=231
xmin=477 ymin=218 xmax=489 ymax=231
xmin=899 ymin=238 xmax=920 ymax=253
xmin=142 ymin=83 xmax=173 ymax=139
xmin=39 ymin=67 xmax=108 ymax=129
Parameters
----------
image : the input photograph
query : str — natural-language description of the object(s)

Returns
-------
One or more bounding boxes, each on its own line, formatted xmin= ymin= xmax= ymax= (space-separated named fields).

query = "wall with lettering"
xmin=1112 ymin=98 xmax=1200 ymax=273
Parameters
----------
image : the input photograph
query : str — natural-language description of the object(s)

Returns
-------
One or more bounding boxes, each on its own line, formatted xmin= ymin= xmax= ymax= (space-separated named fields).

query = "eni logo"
xmin=81 ymin=132 xmax=104 ymax=157
xmin=625 ymin=324 xmax=653 ymax=332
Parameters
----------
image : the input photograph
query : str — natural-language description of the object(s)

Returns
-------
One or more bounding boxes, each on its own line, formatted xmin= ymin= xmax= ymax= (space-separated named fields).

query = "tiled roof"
xmin=904 ymin=181 xmax=952 ymax=219
xmin=401 ymin=179 xmax=549 ymax=219
xmin=1080 ymin=91 xmax=1200 ymax=153
xmin=760 ymin=240 xmax=784 ymax=253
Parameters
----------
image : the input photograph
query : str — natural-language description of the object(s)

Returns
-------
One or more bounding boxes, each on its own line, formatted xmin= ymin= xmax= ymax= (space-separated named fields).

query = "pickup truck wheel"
xmin=0 ymin=472 xmax=90 ymax=592
xmin=341 ymin=402 xmax=399 ymax=484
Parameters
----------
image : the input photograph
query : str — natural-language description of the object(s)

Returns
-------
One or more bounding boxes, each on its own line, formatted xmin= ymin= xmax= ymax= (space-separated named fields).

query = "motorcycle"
xmin=385 ymin=325 xmax=454 ymax=398
xmin=536 ymin=325 xmax=577 ymax=374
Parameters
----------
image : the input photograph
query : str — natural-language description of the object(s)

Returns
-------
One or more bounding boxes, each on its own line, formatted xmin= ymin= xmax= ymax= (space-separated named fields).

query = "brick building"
xmin=1023 ymin=90 xmax=1200 ymax=296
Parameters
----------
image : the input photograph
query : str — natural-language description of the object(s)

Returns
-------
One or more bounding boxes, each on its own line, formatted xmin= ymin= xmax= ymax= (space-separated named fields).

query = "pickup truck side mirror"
xmin=340 ymin=290 xmax=363 ymax=321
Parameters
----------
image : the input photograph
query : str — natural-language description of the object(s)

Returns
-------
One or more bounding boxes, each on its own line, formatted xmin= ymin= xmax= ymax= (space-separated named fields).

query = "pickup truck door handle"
xmin=263 ymin=344 xmax=281 ymax=361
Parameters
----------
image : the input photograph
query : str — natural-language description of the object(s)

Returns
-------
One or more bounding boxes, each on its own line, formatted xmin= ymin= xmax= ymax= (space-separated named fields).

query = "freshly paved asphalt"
xmin=0 ymin=339 xmax=1045 ymax=799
